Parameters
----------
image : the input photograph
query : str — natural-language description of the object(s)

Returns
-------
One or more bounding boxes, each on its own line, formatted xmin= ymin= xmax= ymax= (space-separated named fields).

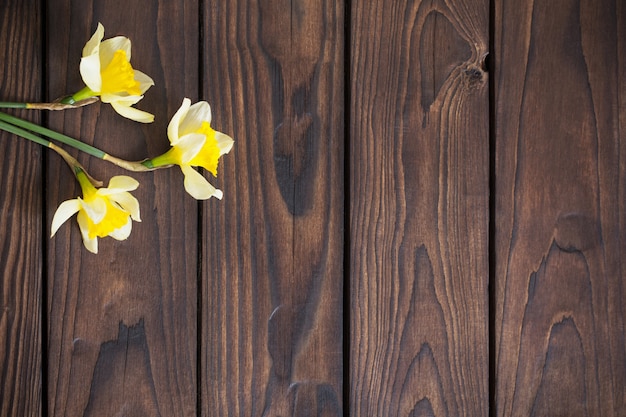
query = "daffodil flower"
xmin=71 ymin=23 xmax=155 ymax=123
xmin=149 ymin=98 xmax=234 ymax=200
xmin=51 ymin=170 xmax=141 ymax=254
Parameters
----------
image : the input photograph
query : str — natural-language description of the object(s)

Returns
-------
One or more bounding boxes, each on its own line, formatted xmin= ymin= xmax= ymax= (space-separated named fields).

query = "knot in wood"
xmin=463 ymin=65 xmax=485 ymax=89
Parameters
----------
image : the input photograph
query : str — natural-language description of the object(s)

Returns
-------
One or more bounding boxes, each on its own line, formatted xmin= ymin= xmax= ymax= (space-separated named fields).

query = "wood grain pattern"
xmin=349 ymin=0 xmax=489 ymax=415
xmin=2 ymin=0 xmax=625 ymax=415
xmin=201 ymin=0 xmax=345 ymax=415
xmin=0 ymin=1 xmax=43 ymax=416
xmin=493 ymin=0 xmax=626 ymax=414
xmin=44 ymin=2 xmax=199 ymax=416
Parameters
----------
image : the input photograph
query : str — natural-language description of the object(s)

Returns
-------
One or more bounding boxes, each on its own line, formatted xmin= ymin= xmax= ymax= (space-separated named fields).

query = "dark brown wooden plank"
xmin=44 ymin=2 xmax=199 ymax=416
xmin=494 ymin=0 xmax=626 ymax=415
xmin=201 ymin=0 xmax=345 ymax=415
xmin=0 ymin=1 xmax=43 ymax=416
xmin=350 ymin=0 xmax=489 ymax=415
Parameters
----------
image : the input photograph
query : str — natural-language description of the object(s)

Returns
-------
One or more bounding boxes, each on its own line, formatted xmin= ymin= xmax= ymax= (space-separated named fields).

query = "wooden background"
xmin=0 ymin=0 xmax=623 ymax=416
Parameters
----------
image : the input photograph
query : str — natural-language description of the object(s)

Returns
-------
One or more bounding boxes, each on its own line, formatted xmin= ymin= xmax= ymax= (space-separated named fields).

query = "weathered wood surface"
xmin=1 ymin=0 xmax=626 ymax=415
xmin=493 ymin=0 xmax=626 ymax=415
xmin=45 ymin=2 xmax=199 ymax=416
xmin=349 ymin=0 xmax=490 ymax=415
xmin=0 ymin=1 xmax=43 ymax=416
xmin=201 ymin=0 xmax=345 ymax=415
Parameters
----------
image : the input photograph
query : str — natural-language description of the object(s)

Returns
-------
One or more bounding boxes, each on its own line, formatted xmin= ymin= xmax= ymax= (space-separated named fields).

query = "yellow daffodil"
xmin=150 ymin=98 xmax=234 ymax=200
xmin=51 ymin=170 xmax=141 ymax=254
xmin=74 ymin=23 xmax=154 ymax=123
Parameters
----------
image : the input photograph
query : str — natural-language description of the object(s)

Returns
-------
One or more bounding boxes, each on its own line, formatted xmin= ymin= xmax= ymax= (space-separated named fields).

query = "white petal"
xmin=109 ymin=217 xmax=132 ymax=240
xmin=100 ymin=36 xmax=132 ymax=66
xmin=84 ymin=238 xmax=98 ymax=254
xmin=216 ymin=131 xmax=235 ymax=155
xmin=110 ymin=192 xmax=141 ymax=222
xmin=50 ymin=199 xmax=81 ymax=237
xmin=168 ymin=98 xmax=191 ymax=144
xmin=110 ymin=101 xmax=155 ymax=123
xmin=176 ymin=133 xmax=206 ymax=163
xmin=101 ymin=93 xmax=142 ymax=105
xmin=79 ymin=54 xmax=103 ymax=92
xmin=104 ymin=175 xmax=139 ymax=192
xmin=179 ymin=101 xmax=211 ymax=136
xmin=181 ymin=165 xmax=222 ymax=200
xmin=80 ymin=197 xmax=107 ymax=224
xmin=189 ymin=101 xmax=212 ymax=122
xmin=82 ymin=23 xmax=104 ymax=57
xmin=77 ymin=211 xmax=98 ymax=254
xmin=133 ymin=70 xmax=154 ymax=93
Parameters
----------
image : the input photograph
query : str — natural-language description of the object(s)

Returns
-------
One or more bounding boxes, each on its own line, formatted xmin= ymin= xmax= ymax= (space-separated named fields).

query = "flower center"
xmin=189 ymin=122 xmax=221 ymax=175
xmin=86 ymin=198 xmax=130 ymax=239
xmin=100 ymin=50 xmax=142 ymax=96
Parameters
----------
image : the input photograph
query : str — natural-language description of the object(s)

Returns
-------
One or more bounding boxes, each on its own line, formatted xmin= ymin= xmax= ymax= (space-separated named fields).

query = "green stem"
xmin=0 ymin=111 xmax=106 ymax=159
xmin=67 ymin=86 xmax=97 ymax=103
xmin=0 ymin=119 xmax=103 ymax=186
xmin=0 ymin=111 xmax=165 ymax=172
xmin=141 ymin=159 xmax=156 ymax=169
xmin=0 ymin=120 xmax=52 ymax=148
xmin=0 ymin=102 xmax=28 ymax=109
xmin=145 ymin=150 xmax=175 ymax=168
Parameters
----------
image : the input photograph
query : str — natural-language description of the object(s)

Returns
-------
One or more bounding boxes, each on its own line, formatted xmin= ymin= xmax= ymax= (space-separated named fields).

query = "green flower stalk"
xmin=0 ymin=111 xmax=153 ymax=171
xmin=0 ymin=118 xmax=102 ymax=186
